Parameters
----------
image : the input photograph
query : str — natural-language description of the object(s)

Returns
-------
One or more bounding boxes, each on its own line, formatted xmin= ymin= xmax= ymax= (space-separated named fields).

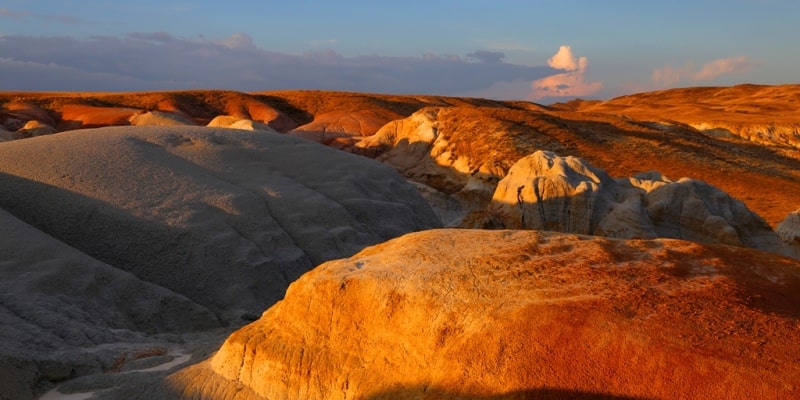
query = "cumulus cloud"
xmin=652 ymin=56 xmax=757 ymax=87
xmin=529 ymin=45 xmax=602 ymax=100
xmin=0 ymin=34 xmax=551 ymax=96
xmin=216 ymin=33 xmax=256 ymax=49
xmin=547 ymin=45 xmax=586 ymax=71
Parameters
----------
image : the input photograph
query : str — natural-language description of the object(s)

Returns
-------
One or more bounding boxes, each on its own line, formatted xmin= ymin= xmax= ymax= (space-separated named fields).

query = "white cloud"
xmin=652 ymin=56 xmax=757 ymax=87
xmin=216 ymin=33 xmax=256 ymax=49
xmin=530 ymin=45 xmax=602 ymax=100
xmin=693 ymin=56 xmax=755 ymax=80
xmin=547 ymin=45 xmax=586 ymax=71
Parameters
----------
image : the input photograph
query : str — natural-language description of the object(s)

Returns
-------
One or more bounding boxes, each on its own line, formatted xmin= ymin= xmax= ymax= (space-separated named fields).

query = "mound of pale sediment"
xmin=484 ymin=151 xmax=788 ymax=256
xmin=0 ymin=126 xmax=441 ymax=323
xmin=207 ymin=115 xmax=277 ymax=132
xmin=0 ymin=207 xmax=218 ymax=400
xmin=161 ymin=229 xmax=800 ymax=400
xmin=129 ymin=110 xmax=196 ymax=126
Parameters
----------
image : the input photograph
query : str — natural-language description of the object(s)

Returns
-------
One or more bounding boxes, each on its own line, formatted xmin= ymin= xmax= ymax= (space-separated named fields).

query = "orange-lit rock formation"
xmin=163 ymin=229 xmax=800 ymax=400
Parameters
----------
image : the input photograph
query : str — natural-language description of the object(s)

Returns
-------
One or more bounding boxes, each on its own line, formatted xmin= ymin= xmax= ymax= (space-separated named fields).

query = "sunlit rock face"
xmin=487 ymin=150 xmax=620 ymax=233
xmin=129 ymin=110 xmax=196 ymax=126
xmin=356 ymin=107 xmax=538 ymax=226
xmin=206 ymin=115 xmax=278 ymax=132
xmin=483 ymin=151 xmax=789 ymax=256
xmin=163 ymin=229 xmax=800 ymax=400
xmin=0 ymin=126 xmax=441 ymax=323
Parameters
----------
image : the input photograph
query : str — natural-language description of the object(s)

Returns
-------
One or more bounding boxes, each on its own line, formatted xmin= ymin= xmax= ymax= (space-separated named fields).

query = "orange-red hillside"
xmin=1 ymin=85 xmax=798 ymax=227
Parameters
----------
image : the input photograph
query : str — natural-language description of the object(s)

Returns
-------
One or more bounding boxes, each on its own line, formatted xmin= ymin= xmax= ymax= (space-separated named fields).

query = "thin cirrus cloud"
xmin=0 ymin=32 xmax=553 ymax=97
xmin=529 ymin=45 xmax=602 ymax=100
xmin=652 ymin=56 xmax=757 ymax=87
xmin=0 ymin=7 xmax=93 ymax=24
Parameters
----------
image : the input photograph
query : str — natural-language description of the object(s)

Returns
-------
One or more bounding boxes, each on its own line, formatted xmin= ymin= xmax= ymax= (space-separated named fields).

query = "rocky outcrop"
xmin=162 ymin=229 xmax=800 ymax=400
xmin=0 ymin=126 xmax=441 ymax=323
xmin=483 ymin=151 xmax=789 ymax=256
xmin=777 ymin=210 xmax=800 ymax=259
xmin=486 ymin=150 xmax=620 ymax=233
xmin=691 ymin=122 xmax=800 ymax=149
xmin=356 ymin=107 xmax=544 ymax=226
xmin=777 ymin=210 xmax=800 ymax=244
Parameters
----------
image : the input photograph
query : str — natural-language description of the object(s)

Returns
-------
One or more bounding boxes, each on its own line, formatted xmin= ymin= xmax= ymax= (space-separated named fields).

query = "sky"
xmin=0 ymin=0 xmax=798 ymax=103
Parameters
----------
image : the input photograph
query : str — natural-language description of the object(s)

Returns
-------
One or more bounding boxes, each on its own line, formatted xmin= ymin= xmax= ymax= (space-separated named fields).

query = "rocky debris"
xmin=483 ymin=151 xmax=789 ymax=256
xmin=0 ymin=126 xmax=441 ymax=324
xmin=129 ymin=111 xmax=196 ymax=126
xmin=160 ymin=229 xmax=800 ymax=400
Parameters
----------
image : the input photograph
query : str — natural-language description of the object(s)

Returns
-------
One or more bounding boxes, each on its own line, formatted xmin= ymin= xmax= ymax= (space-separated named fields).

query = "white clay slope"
xmin=0 ymin=126 xmax=441 ymax=323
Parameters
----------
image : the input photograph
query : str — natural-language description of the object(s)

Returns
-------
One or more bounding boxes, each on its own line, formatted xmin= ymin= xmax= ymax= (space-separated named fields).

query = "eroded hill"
xmin=1 ymin=86 xmax=796 ymax=230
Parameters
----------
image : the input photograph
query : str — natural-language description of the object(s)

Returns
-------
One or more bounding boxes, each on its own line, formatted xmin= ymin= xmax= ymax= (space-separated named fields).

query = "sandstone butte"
xmin=154 ymin=229 xmax=800 ymax=400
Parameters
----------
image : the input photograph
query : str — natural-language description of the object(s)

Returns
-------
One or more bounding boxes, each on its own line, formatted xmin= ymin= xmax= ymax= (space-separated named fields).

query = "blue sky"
xmin=1 ymin=0 xmax=797 ymax=102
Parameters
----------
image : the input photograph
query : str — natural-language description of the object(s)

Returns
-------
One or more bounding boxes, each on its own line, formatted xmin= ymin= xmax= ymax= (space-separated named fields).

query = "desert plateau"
xmin=0 ymin=84 xmax=799 ymax=400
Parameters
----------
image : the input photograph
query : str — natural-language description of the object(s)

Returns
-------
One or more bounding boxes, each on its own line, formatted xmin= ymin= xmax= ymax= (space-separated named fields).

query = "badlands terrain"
xmin=0 ymin=84 xmax=799 ymax=399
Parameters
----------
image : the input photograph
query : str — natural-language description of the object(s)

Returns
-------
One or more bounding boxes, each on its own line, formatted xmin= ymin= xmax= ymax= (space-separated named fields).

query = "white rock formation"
xmin=357 ymin=108 xmax=517 ymax=226
xmin=207 ymin=115 xmax=277 ymax=132
xmin=488 ymin=150 xmax=619 ymax=232
xmin=777 ymin=210 xmax=800 ymax=244
xmin=486 ymin=151 xmax=789 ymax=256
xmin=0 ymin=126 xmax=441 ymax=323
xmin=129 ymin=111 xmax=196 ymax=126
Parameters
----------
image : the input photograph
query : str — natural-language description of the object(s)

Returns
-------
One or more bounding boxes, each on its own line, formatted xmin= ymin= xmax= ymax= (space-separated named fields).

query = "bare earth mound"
xmin=161 ymin=229 xmax=800 ymax=400
xmin=0 ymin=207 xmax=218 ymax=400
xmin=0 ymin=126 xmax=441 ymax=324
